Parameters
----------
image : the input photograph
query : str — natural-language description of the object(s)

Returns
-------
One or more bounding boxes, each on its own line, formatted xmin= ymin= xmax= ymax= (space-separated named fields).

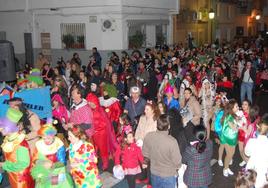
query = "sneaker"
xmin=218 ymin=160 xmax=223 ymax=166
xmin=229 ymin=159 xmax=233 ymax=165
xmin=239 ymin=161 xmax=247 ymax=167
xmin=223 ymin=169 xmax=229 ymax=177
xmin=227 ymin=168 xmax=234 ymax=175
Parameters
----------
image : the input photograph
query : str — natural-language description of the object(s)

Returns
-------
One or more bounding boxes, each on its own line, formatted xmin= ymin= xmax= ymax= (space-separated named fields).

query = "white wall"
xmin=0 ymin=0 xmax=178 ymax=56
xmin=0 ymin=0 xmax=121 ymax=11
xmin=35 ymin=13 xmax=123 ymax=50
xmin=0 ymin=12 xmax=32 ymax=53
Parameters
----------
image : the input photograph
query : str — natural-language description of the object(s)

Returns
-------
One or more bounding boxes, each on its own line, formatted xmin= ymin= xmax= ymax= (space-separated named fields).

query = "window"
xmin=156 ymin=25 xmax=167 ymax=46
xmin=227 ymin=5 xmax=232 ymax=19
xmin=60 ymin=23 xmax=85 ymax=49
xmin=128 ymin=24 xmax=146 ymax=49
xmin=216 ymin=3 xmax=220 ymax=17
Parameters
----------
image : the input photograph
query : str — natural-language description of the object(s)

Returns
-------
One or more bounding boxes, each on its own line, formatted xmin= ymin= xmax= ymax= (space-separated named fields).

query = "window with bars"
xmin=60 ymin=23 xmax=85 ymax=49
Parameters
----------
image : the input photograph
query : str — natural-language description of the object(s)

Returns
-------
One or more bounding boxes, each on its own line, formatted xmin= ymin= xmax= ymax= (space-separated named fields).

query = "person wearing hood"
xmin=86 ymin=92 xmax=118 ymax=170
xmin=0 ymin=108 xmax=34 ymax=188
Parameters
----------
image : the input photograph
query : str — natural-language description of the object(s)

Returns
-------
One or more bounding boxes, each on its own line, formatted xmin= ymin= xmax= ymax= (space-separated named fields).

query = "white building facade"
xmin=0 ymin=0 xmax=179 ymax=66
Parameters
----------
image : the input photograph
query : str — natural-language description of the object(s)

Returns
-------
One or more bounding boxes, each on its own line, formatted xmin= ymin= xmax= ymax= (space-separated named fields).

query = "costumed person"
xmin=16 ymin=78 xmax=28 ymax=91
xmin=220 ymin=99 xmax=239 ymax=177
xmin=31 ymin=124 xmax=73 ymax=187
xmin=198 ymin=78 xmax=215 ymax=139
xmin=52 ymin=94 xmax=69 ymax=124
xmin=211 ymin=95 xmax=225 ymax=167
xmin=68 ymin=125 xmax=102 ymax=188
xmin=0 ymin=108 xmax=34 ymax=188
xmin=8 ymin=97 xmax=41 ymax=155
xmin=163 ymin=83 xmax=180 ymax=110
xmin=116 ymin=113 xmax=131 ymax=144
xmin=179 ymin=75 xmax=191 ymax=106
xmin=86 ymin=92 xmax=118 ymax=170
xmin=99 ymin=83 xmax=122 ymax=133
xmin=114 ymin=125 xmax=145 ymax=188
xmin=158 ymin=72 xmax=172 ymax=100
xmin=27 ymin=68 xmax=44 ymax=88
xmin=245 ymin=113 xmax=268 ymax=188
xmin=52 ymin=94 xmax=69 ymax=146
xmin=243 ymin=105 xmax=260 ymax=146
xmin=237 ymin=100 xmax=251 ymax=167
xmin=69 ymin=85 xmax=94 ymax=138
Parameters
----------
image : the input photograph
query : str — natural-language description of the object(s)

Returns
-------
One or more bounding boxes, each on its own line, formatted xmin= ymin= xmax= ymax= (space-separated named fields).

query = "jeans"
xmin=240 ymin=82 xmax=254 ymax=104
xmin=151 ymin=174 xmax=176 ymax=188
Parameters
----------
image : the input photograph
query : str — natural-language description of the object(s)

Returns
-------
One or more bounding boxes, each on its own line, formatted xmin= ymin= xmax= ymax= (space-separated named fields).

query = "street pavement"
xmin=110 ymin=140 xmax=243 ymax=188
xmin=1 ymin=140 xmax=242 ymax=188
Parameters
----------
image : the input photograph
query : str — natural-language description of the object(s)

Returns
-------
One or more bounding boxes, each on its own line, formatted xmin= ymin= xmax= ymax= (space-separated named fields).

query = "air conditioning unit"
xmin=101 ymin=19 xmax=116 ymax=32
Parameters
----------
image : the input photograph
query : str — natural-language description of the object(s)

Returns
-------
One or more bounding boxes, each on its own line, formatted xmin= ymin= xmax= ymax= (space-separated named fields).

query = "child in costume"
xmin=31 ymin=124 xmax=73 ymax=188
xmin=0 ymin=108 xmax=34 ymax=188
xmin=114 ymin=125 xmax=144 ymax=188
xmin=68 ymin=125 xmax=102 ymax=188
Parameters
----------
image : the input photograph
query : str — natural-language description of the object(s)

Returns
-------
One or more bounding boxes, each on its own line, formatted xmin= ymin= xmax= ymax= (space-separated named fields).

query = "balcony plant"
xmin=62 ymin=34 xmax=75 ymax=49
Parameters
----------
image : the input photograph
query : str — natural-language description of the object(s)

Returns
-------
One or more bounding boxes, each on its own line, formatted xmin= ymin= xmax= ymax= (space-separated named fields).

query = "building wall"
xmin=0 ymin=0 xmax=178 ymax=67
xmin=216 ymin=2 xmax=236 ymax=42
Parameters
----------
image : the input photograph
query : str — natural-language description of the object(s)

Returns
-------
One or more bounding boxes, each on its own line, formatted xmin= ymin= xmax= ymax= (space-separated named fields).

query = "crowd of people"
xmin=0 ymin=40 xmax=268 ymax=188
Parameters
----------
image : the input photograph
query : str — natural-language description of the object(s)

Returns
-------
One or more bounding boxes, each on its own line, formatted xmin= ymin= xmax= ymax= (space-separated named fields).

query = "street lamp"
xmin=256 ymin=14 xmax=261 ymax=20
xmin=209 ymin=9 xmax=215 ymax=20
xmin=209 ymin=9 xmax=215 ymax=44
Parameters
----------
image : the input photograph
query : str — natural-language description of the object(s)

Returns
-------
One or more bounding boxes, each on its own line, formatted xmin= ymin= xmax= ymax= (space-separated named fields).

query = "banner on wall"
xmin=0 ymin=86 xmax=52 ymax=119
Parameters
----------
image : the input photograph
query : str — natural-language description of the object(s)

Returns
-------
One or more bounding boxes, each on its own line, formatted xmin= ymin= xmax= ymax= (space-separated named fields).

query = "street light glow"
xmin=256 ymin=15 xmax=261 ymax=20
xmin=209 ymin=9 xmax=215 ymax=19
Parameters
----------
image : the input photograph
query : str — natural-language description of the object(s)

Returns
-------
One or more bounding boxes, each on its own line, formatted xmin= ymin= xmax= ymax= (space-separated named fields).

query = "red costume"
xmin=99 ymin=96 xmax=122 ymax=126
xmin=86 ymin=93 xmax=118 ymax=170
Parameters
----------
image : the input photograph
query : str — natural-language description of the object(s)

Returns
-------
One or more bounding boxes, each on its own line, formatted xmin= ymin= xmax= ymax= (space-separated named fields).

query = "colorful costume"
xmin=163 ymin=84 xmax=180 ymax=110
xmin=31 ymin=124 xmax=73 ymax=188
xmin=69 ymin=140 xmax=102 ymax=188
xmin=0 ymin=108 xmax=34 ymax=188
xmin=86 ymin=93 xmax=118 ymax=170
xmin=220 ymin=115 xmax=238 ymax=146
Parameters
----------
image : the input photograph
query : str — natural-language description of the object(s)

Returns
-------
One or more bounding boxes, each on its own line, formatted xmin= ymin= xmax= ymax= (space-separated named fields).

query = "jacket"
xmin=183 ymin=140 xmax=213 ymax=187
xmin=114 ymin=143 xmax=144 ymax=169
xmin=185 ymin=96 xmax=201 ymax=126
xmin=135 ymin=115 xmax=157 ymax=142
xmin=142 ymin=130 xmax=182 ymax=177
xmin=240 ymin=67 xmax=256 ymax=83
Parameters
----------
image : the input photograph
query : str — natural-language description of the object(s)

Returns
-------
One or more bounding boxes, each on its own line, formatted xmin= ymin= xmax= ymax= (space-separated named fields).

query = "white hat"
xmin=130 ymin=86 xmax=140 ymax=94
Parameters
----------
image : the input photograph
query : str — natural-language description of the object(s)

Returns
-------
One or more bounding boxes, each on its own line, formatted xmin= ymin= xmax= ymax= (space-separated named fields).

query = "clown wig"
xmin=38 ymin=124 xmax=57 ymax=136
